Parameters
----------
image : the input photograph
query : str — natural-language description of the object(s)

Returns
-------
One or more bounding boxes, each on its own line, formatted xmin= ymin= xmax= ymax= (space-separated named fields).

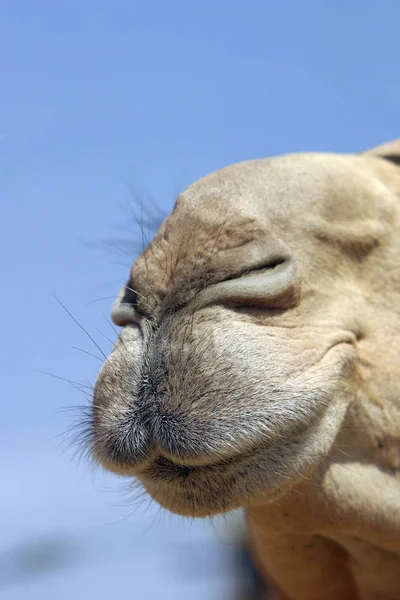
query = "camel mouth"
xmin=143 ymin=450 xmax=249 ymax=480
xmin=136 ymin=429 xmax=327 ymax=518
xmin=98 ymin=444 xmax=254 ymax=481
xmin=93 ymin=336 xmax=356 ymax=475
xmin=91 ymin=321 xmax=357 ymax=518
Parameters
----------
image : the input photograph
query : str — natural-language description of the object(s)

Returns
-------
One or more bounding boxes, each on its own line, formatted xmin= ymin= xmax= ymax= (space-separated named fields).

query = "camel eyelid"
xmin=235 ymin=256 xmax=287 ymax=280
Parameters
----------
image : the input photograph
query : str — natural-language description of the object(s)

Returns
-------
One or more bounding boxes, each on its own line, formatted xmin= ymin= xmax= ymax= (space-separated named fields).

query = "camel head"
xmin=89 ymin=139 xmax=400 ymax=518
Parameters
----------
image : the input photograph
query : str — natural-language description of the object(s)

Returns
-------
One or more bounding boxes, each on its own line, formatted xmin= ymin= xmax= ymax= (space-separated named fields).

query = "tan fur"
xmin=91 ymin=139 xmax=400 ymax=599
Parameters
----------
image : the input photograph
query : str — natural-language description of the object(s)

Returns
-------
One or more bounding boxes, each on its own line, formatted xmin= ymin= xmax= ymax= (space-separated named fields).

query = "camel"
xmin=89 ymin=138 xmax=400 ymax=599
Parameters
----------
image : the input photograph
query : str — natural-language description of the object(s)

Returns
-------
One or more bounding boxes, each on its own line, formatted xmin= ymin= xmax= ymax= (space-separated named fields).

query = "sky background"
xmin=1 ymin=1 xmax=399 ymax=598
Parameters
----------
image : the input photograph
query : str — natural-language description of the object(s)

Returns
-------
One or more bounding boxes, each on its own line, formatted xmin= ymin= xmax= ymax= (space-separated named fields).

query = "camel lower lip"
xmin=137 ymin=450 xmax=286 ymax=518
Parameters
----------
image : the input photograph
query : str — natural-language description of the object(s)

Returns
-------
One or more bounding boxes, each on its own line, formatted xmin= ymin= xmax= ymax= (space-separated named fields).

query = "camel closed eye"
xmin=194 ymin=255 xmax=300 ymax=311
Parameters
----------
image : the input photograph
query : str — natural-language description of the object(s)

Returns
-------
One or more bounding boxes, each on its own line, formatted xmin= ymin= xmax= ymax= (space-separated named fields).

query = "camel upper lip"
xmin=94 ymin=331 xmax=357 ymax=482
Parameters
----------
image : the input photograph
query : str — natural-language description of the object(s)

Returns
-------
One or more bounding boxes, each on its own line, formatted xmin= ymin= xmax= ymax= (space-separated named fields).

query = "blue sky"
xmin=1 ymin=1 xmax=399 ymax=598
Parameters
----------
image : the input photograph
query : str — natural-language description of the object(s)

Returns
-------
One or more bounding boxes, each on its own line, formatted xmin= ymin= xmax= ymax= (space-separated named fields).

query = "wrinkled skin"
xmin=90 ymin=139 xmax=400 ymax=600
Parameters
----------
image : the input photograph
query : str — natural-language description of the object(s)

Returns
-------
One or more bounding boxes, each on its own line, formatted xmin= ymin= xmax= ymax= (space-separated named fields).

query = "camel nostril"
xmin=111 ymin=285 xmax=141 ymax=327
